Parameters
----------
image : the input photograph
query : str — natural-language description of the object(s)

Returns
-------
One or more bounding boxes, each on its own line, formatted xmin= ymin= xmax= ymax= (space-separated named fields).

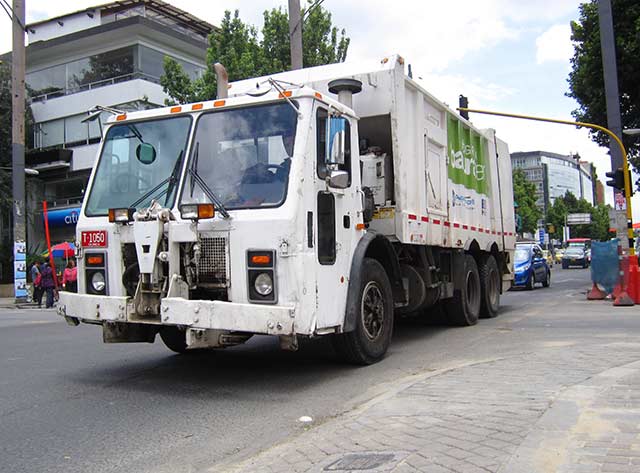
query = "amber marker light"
xmin=250 ymin=254 xmax=271 ymax=265
xmin=86 ymin=254 xmax=104 ymax=266
xmin=213 ymin=100 xmax=226 ymax=107
xmin=116 ymin=114 xmax=127 ymax=121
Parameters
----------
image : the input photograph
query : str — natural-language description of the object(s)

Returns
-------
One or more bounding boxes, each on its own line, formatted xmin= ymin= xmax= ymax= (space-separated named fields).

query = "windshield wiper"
xmin=187 ymin=141 xmax=230 ymax=219
xmin=129 ymin=150 xmax=183 ymax=209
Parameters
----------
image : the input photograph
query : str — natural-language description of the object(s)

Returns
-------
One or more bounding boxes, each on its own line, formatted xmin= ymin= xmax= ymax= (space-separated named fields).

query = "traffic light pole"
xmin=457 ymin=107 xmax=635 ymax=256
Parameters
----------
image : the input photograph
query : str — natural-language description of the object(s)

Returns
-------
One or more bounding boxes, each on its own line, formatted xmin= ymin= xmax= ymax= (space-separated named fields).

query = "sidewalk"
xmin=0 ymin=297 xmax=42 ymax=309
xmin=219 ymin=322 xmax=640 ymax=472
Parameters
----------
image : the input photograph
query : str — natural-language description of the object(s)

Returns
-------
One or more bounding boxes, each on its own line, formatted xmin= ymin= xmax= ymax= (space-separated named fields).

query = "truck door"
xmin=314 ymin=105 xmax=360 ymax=330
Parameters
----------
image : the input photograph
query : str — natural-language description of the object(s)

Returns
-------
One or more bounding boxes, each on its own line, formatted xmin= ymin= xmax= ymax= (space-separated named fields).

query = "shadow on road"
xmin=64 ymin=315 xmax=452 ymax=398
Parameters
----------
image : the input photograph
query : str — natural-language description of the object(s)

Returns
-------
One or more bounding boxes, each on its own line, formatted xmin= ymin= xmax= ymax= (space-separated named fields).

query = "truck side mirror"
xmin=326 ymin=116 xmax=347 ymax=165
xmin=328 ymin=169 xmax=349 ymax=189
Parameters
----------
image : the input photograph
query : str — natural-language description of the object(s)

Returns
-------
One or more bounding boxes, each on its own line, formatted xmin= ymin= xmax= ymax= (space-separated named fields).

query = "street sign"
xmin=538 ymin=228 xmax=546 ymax=245
xmin=567 ymin=213 xmax=591 ymax=225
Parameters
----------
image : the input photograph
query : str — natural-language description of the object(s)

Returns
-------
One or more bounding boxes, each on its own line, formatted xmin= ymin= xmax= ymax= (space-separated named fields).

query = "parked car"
xmin=513 ymin=243 xmax=551 ymax=290
xmin=562 ymin=246 xmax=589 ymax=269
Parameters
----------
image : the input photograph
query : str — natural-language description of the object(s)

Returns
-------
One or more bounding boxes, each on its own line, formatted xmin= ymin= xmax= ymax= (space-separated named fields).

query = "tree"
xmin=512 ymin=170 xmax=542 ymax=235
xmin=546 ymin=191 xmax=611 ymax=242
xmin=0 ymin=62 xmax=35 ymax=282
xmin=160 ymin=3 xmax=350 ymax=105
xmin=567 ymin=1 xmax=640 ymax=172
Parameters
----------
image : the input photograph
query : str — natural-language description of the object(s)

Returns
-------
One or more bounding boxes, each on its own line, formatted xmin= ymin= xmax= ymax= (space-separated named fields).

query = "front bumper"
xmin=563 ymin=258 xmax=585 ymax=266
xmin=58 ymin=292 xmax=297 ymax=336
xmin=513 ymin=269 xmax=531 ymax=286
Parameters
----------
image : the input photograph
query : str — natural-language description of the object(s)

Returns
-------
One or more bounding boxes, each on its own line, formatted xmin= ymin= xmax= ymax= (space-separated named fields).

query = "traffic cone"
xmin=614 ymin=255 xmax=634 ymax=306
xmin=587 ymin=282 xmax=606 ymax=300
xmin=627 ymin=256 xmax=640 ymax=304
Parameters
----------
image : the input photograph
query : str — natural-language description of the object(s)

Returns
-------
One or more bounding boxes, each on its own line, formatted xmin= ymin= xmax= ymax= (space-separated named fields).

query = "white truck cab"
xmin=59 ymin=56 xmax=515 ymax=364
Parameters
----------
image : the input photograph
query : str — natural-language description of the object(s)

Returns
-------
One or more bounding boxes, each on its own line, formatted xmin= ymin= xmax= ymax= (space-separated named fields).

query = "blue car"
xmin=513 ymin=243 xmax=551 ymax=290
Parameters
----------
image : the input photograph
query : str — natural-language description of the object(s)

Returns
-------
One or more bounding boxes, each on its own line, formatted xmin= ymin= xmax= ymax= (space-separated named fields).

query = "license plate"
xmin=81 ymin=230 xmax=107 ymax=248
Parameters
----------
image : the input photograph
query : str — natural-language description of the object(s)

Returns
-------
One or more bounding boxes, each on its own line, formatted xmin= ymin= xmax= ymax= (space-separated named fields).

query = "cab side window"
xmin=316 ymin=107 xmax=351 ymax=185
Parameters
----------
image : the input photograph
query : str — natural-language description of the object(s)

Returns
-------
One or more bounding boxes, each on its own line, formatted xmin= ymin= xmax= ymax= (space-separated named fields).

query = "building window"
xmin=27 ymin=45 xmax=204 ymax=102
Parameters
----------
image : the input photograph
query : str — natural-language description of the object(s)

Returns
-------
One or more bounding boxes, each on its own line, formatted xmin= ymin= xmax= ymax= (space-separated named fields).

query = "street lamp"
xmin=0 ymin=166 xmax=40 ymax=176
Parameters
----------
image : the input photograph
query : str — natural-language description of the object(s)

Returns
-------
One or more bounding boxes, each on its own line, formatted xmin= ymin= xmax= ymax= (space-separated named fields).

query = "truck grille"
xmin=199 ymin=236 xmax=229 ymax=286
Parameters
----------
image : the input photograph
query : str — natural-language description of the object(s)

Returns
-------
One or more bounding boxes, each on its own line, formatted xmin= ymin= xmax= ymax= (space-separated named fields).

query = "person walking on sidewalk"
xmin=30 ymin=260 xmax=43 ymax=307
xmin=62 ymin=260 xmax=77 ymax=293
xmin=40 ymin=260 xmax=56 ymax=308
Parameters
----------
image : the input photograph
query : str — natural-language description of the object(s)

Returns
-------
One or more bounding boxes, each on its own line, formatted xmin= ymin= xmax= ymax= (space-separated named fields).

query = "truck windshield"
xmin=85 ymin=116 xmax=191 ymax=216
xmin=181 ymin=102 xmax=297 ymax=210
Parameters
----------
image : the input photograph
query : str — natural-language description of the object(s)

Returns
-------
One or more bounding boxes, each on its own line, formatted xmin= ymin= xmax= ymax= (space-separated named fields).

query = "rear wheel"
xmin=479 ymin=255 xmax=500 ymax=319
xmin=160 ymin=327 xmax=188 ymax=354
xmin=333 ymin=258 xmax=394 ymax=365
xmin=444 ymin=254 xmax=481 ymax=326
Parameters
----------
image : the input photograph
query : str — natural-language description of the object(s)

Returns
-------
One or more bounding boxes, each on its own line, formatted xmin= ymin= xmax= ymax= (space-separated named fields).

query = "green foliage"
xmin=161 ymin=3 xmax=350 ymax=105
xmin=512 ymin=169 xmax=542 ymax=235
xmin=568 ymin=1 xmax=640 ymax=172
xmin=0 ymin=61 xmax=35 ymax=281
xmin=546 ymin=191 xmax=611 ymax=242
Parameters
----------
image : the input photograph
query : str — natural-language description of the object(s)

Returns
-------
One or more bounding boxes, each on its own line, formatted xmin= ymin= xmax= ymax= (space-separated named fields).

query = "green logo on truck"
xmin=447 ymin=114 xmax=490 ymax=195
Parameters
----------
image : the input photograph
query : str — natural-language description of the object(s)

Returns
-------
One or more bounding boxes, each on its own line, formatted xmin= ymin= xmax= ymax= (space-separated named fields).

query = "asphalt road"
xmin=1 ymin=266 xmax=598 ymax=473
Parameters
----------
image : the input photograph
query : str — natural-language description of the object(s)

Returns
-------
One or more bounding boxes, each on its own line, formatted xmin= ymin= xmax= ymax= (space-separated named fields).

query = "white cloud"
xmin=536 ymin=24 xmax=573 ymax=65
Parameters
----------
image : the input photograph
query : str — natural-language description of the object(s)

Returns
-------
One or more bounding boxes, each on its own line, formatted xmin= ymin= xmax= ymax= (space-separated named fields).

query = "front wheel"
xmin=332 ymin=258 xmax=394 ymax=365
xmin=542 ymin=269 xmax=550 ymax=288
xmin=525 ymin=269 xmax=535 ymax=290
xmin=160 ymin=327 xmax=188 ymax=354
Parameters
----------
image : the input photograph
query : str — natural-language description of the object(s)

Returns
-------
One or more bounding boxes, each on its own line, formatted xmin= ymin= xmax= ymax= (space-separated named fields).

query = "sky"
xmin=0 ymin=0 xmax=636 ymax=220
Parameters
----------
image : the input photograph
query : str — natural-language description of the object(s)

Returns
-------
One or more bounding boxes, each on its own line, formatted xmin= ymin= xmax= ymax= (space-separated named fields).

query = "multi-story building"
xmin=0 ymin=0 xmax=213 ymax=281
xmin=511 ymin=151 xmax=597 ymax=216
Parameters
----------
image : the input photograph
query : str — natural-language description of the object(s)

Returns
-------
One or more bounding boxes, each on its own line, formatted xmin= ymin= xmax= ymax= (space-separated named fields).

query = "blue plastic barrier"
xmin=590 ymin=239 xmax=619 ymax=294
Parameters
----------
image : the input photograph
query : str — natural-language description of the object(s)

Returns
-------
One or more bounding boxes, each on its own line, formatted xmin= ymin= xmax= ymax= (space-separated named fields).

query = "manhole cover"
xmin=324 ymin=453 xmax=396 ymax=471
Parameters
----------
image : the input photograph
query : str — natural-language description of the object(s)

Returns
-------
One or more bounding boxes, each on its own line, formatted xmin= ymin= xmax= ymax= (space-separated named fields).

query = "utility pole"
xmin=288 ymin=0 xmax=303 ymax=70
xmin=598 ymin=0 xmax=628 ymax=250
xmin=12 ymin=0 xmax=27 ymax=301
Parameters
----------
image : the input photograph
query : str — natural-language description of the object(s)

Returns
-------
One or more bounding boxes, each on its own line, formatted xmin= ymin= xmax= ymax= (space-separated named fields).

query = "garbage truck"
xmin=58 ymin=55 xmax=515 ymax=364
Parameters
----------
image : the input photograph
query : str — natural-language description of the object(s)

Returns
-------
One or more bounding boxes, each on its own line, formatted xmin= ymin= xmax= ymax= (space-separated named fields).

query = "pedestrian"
xmin=40 ymin=259 xmax=56 ymax=308
xmin=62 ymin=260 xmax=78 ymax=293
xmin=31 ymin=260 xmax=43 ymax=306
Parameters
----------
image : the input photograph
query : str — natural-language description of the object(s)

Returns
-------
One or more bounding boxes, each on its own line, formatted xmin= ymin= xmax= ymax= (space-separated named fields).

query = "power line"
xmin=290 ymin=0 xmax=325 ymax=37
xmin=0 ymin=0 xmax=12 ymax=22
xmin=0 ymin=0 xmax=26 ymax=31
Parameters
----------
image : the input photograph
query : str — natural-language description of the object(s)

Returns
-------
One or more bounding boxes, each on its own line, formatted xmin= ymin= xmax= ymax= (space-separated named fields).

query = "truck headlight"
xmin=254 ymin=273 xmax=273 ymax=296
xmin=91 ymin=272 xmax=106 ymax=292
xmin=247 ymin=250 xmax=276 ymax=303
xmin=108 ymin=208 xmax=133 ymax=223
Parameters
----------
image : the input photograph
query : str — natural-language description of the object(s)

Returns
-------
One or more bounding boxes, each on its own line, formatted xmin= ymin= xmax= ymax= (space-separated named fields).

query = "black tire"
xmin=542 ymin=269 xmax=550 ymax=287
xmin=332 ymin=258 xmax=394 ymax=365
xmin=525 ymin=269 xmax=535 ymax=290
xmin=160 ymin=326 xmax=188 ymax=354
xmin=479 ymin=254 xmax=500 ymax=319
xmin=562 ymin=261 xmax=568 ymax=269
xmin=444 ymin=254 xmax=481 ymax=326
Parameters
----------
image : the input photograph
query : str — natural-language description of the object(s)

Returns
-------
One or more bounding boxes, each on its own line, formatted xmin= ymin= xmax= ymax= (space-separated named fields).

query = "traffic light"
xmin=605 ymin=168 xmax=625 ymax=190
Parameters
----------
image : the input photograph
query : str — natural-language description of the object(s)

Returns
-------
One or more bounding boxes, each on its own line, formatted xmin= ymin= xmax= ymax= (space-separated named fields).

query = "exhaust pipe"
xmin=213 ymin=62 xmax=228 ymax=99
xmin=328 ymin=78 xmax=362 ymax=109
